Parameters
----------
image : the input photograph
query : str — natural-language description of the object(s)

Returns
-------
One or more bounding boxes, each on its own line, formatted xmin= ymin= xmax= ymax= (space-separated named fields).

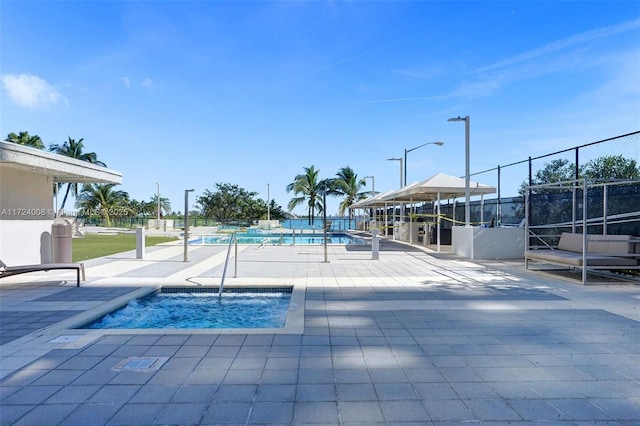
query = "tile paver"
xmin=1 ymin=238 xmax=639 ymax=424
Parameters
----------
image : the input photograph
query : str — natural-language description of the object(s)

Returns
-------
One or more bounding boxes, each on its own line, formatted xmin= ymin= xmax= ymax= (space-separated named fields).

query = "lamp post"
xmin=155 ymin=182 xmax=160 ymax=223
xmin=267 ymin=183 xmax=270 ymax=221
xmin=448 ymin=116 xmax=470 ymax=227
xmin=386 ymin=157 xmax=404 ymax=234
xmin=363 ymin=176 xmax=375 ymax=231
xmin=363 ymin=175 xmax=375 ymax=194
xmin=183 ymin=189 xmax=194 ymax=262
xmin=404 ymin=141 xmax=444 ymax=186
xmin=319 ymin=179 xmax=330 ymax=263
xmin=386 ymin=157 xmax=403 ymax=187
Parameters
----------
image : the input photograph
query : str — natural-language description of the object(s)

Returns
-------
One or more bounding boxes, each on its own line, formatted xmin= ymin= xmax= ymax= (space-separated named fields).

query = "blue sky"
xmin=2 ymin=1 xmax=639 ymax=216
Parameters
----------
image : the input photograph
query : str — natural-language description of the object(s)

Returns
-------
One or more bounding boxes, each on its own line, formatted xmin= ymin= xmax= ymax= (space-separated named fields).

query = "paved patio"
xmin=1 ymin=237 xmax=639 ymax=425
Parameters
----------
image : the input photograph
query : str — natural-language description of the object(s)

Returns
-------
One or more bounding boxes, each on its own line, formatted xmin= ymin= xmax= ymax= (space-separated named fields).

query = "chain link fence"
xmin=414 ymin=131 xmax=639 ymax=230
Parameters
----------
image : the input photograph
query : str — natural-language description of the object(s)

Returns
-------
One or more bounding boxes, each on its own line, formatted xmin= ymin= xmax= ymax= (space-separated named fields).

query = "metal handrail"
xmin=218 ymin=233 xmax=236 ymax=299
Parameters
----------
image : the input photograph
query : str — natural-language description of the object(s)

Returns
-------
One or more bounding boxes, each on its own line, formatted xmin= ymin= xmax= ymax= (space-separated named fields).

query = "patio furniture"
xmin=525 ymin=233 xmax=639 ymax=284
xmin=0 ymin=259 xmax=85 ymax=287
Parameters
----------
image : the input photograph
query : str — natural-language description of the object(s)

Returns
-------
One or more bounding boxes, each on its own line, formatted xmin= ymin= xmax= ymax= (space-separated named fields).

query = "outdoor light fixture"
xmin=318 ymin=180 xmax=331 ymax=264
xmin=448 ymin=116 xmax=470 ymax=227
xmin=183 ymin=189 xmax=195 ymax=262
xmin=404 ymin=141 xmax=444 ymax=188
xmin=363 ymin=176 xmax=376 ymax=232
xmin=156 ymin=182 xmax=161 ymax=223
xmin=386 ymin=157 xmax=403 ymax=187
xmin=363 ymin=175 xmax=375 ymax=194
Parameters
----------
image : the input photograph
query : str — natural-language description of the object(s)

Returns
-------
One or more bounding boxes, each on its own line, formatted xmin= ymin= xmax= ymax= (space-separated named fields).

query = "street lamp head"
xmin=387 ymin=157 xmax=402 ymax=161
xmin=447 ymin=115 xmax=471 ymax=227
xmin=406 ymin=141 xmax=444 ymax=153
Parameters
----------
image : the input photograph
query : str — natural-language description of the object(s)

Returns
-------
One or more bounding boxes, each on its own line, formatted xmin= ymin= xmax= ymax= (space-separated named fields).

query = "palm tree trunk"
xmin=59 ymin=183 xmax=72 ymax=214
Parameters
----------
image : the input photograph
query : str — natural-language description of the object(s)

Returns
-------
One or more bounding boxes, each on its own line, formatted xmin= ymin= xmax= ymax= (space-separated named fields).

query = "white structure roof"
xmin=0 ymin=141 xmax=123 ymax=184
xmin=381 ymin=172 xmax=495 ymax=202
xmin=349 ymin=189 xmax=396 ymax=209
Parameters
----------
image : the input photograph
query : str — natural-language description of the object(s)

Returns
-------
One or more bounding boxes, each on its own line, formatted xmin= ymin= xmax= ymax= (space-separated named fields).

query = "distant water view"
xmin=281 ymin=217 xmax=360 ymax=231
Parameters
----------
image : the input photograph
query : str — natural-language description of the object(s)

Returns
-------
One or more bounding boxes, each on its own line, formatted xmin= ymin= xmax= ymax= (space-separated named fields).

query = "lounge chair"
xmin=0 ymin=259 xmax=85 ymax=287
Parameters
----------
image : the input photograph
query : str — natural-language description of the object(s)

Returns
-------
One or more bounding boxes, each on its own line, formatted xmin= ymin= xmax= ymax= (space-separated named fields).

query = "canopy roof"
xmin=381 ymin=172 xmax=496 ymax=202
xmin=0 ymin=141 xmax=123 ymax=184
xmin=348 ymin=189 xmax=396 ymax=209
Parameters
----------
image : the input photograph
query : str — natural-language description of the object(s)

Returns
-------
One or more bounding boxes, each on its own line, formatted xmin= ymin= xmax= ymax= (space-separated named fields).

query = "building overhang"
xmin=0 ymin=141 xmax=123 ymax=184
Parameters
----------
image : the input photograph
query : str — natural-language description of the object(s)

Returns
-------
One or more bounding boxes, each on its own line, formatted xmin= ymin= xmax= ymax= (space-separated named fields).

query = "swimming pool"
xmin=83 ymin=288 xmax=292 ymax=329
xmin=191 ymin=232 xmax=365 ymax=245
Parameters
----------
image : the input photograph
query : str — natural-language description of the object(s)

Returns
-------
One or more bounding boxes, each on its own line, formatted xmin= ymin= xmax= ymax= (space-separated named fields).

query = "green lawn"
xmin=72 ymin=233 xmax=177 ymax=262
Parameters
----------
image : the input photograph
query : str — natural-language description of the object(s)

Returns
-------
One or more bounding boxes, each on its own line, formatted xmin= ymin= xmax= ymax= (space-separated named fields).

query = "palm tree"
xmin=286 ymin=165 xmax=324 ymax=225
xmin=150 ymin=194 xmax=172 ymax=218
xmin=333 ymin=166 xmax=369 ymax=219
xmin=127 ymin=199 xmax=144 ymax=218
xmin=49 ymin=137 xmax=106 ymax=214
xmin=76 ymin=183 xmax=129 ymax=227
xmin=6 ymin=131 xmax=45 ymax=149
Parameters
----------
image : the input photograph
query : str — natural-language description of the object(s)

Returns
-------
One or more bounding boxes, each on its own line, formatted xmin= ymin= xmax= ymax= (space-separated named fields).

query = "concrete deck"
xmin=1 ymin=238 xmax=639 ymax=425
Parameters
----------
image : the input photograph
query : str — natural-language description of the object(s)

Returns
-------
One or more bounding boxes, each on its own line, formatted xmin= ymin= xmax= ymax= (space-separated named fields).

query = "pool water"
xmin=191 ymin=232 xmax=365 ymax=245
xmin=84 ymin=290 xmax=291 ymax=329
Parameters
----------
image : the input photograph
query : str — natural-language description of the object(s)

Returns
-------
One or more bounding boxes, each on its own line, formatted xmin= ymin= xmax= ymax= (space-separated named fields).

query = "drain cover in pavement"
xmin=48 ymin=335 xmax=82 ymax=343
xmin=113 ymin=357 xmax=168 ymax=371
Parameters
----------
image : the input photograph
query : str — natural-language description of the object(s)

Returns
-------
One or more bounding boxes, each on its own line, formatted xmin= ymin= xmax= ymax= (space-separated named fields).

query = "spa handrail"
xmin=219 ymin=233 xmax=236 ymax=299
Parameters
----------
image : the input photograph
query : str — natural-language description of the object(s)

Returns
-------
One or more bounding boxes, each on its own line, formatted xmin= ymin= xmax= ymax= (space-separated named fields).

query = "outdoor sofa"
xmin=525 ymin=232 xmax=639 ymax=284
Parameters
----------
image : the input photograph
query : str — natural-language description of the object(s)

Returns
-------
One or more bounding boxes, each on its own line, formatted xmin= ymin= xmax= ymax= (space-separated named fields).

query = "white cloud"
xmin=120 ymin=76 xmax=131 ymax=88
xmin=474 ymin=18 xmax=640 ymax=74
xmin=393 ymin=65 xmax=445 ymax=80
xmin=1 ymin=73 xmax=67 ymax=109
xmin=454 ymin=19 xmax=640 ymax=100
xmin=142 ymin=77 xmax=153 ymax=90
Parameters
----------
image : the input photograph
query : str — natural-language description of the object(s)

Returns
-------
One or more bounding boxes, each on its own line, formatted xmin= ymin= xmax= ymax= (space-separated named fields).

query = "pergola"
xmin=349 ymin=190 xmax=395 ymax=232
xmin=351 ymin=173 xmax=496 ymax=252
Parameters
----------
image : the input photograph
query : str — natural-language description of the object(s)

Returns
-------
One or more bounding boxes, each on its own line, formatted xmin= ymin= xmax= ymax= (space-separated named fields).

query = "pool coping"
xmin=185 ymin=229 xmax=368 ymax=246
xmin=41 ymin=283 xmax=306 ymax=347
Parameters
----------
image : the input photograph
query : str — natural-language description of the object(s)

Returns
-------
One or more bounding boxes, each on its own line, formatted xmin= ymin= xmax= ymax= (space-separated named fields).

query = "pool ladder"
xmin=218 ymin=233 xmax=237 ymax=299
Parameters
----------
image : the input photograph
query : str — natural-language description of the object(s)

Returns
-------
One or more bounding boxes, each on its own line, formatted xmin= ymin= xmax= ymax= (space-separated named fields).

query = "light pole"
xmin=363 ymin=176 xmax=375 ymax=231
xmin=448 ymin=116 xmax=470 ymax=227
xmin=363 ymin=175 xmax=375 ymax=194
xmin=386 ymin=157 xmax=403 ymax=187
xmin=386 ymin=157 xmax=405 ymax=232
xmin=404 ymin=141 xmax=444 ymax=186
xmin=267 ymin=183 xmax=270 ymax=221
xmin=319 ymin=179 xmax=330 ymax=263
xmin=183 ymin=189 xmax=194 ymax=262
xmin=156 ymin=182 xmax=160 ymax=223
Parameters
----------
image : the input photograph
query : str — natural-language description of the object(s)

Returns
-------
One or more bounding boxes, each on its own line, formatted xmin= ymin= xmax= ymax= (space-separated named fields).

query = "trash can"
xmin=52 ymin=219 xmax=73 ymax=263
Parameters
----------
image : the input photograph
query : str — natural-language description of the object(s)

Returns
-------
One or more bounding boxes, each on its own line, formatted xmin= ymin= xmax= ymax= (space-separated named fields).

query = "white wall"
xmin=148 ymin=219 xmax=174 ymax=230
xmin=0 ymin=167 xmax=55 ymax=264
xmin=0 ymin=220 xmax=52 ymax=265
xmin=452 ymin=226 xmax=525 ymax=260
xmin=0 ymin=167 xmax=55 ymax=219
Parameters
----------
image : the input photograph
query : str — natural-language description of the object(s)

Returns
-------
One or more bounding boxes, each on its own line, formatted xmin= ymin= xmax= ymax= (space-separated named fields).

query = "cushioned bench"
xmin=525 ymin=232 xmax=639 ymax=284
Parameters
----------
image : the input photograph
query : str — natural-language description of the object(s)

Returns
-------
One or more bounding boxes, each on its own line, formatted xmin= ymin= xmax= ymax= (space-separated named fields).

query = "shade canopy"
xmin=348 ymin=189 xmax=396 ymax=209
xmin=381 ymin=172 xmax=496 ymax=202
